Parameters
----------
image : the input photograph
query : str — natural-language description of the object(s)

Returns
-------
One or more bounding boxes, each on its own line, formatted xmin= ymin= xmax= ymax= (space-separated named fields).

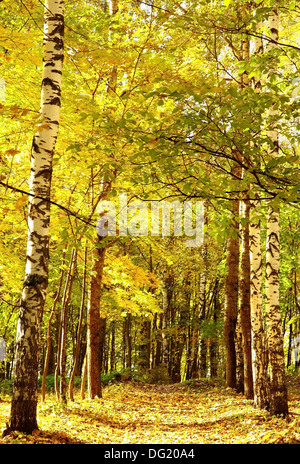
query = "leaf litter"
xmin=1 ymin=377 xmax=300 ymax=444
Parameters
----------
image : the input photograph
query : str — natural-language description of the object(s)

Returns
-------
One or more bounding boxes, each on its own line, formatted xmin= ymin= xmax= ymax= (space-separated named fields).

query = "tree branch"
xmin=0 ymin=181 xmax=96 ymax=228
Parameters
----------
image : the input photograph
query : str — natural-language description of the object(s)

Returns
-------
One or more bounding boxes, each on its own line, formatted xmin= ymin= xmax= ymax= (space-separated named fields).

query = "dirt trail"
xmin=1 ymin=379 xmax=300 ymax=444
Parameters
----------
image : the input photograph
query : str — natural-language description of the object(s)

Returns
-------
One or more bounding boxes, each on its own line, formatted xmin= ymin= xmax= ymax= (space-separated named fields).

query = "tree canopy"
xmin=0 ymin=0 xmax=300 ymax=441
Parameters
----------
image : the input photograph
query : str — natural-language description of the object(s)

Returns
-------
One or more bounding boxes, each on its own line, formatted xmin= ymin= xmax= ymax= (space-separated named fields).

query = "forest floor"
xmin=0 ymin=376 xmax=300 ymax=445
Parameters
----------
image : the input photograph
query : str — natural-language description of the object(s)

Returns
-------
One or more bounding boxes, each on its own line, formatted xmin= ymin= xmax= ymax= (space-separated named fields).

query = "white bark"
xmin=249 ymin=14 xmax=268 ymax=410
xmin=250 ymin=202 xmax=268 ymax=409
xmin=264 ymin=7 xmax=288 ymax=416
xmin=6 ymin=0 xmax=64 ymax=434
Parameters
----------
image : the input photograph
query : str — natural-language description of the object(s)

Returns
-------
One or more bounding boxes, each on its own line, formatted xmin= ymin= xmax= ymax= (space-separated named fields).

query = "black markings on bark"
xmin=42 ymin=77 xmax=61 ymax=93
xmin=48 ymin=96 xmax=61 ymax=106
xmin=53 ymin=37 xmax=64 ymax=50
xmin=31 ymin=137 xmax=41 ymax=154
xmin=35 ymin=168 xmax=53 ymax=181
xmin=30 ymin=200 xmax=49 ymax=216
xmin=26 ymin=254 xmax=37 ymax=264
xmin=37 ymin=147 xmax=54 ymax=155
xmin=43 ymin=54 xmax=64 ymax=65
xmin=47 ymin=14 xmax=64 ymax=32
xmin=24 ymin=274 xmax=47 ymax=287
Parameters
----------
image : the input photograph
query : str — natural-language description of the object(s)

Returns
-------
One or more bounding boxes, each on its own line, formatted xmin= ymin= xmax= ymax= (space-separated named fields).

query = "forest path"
xmin=1 ymin=378 xmax=300 ymax=444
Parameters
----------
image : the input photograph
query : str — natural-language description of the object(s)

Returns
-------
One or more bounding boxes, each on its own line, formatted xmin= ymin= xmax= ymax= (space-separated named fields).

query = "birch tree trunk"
xmin=264 ymin=7 xmax=288 ymax=417
xmin=4 ymin=0 xmax=64 ymax=435
xmin=59 ymin=247 xmax=77 ymax=402
xmin=198 ymin=271 xmax=207 ymax=378
xmin=41 ymin=250 xmax=66 ymax=402
xmin=80 ymin=355 xmax=87 ymax=400
xmin=250 ymin=200 xmax=269 ymax=409
xmin=198 ymin=206 xmax=208 ymax=378
xmin=248 ymin=9 xmax=269 ymax=411
xmin=224 ymin=164 xmax=240 ymax=389
xmin=238 ymin=31 xmax=254 ymax=399
xmin=210 ymin=279 xmax=220 ymax=378
xmin=240 ymin=196 xmax=253 ymax=398
xmin=125 ymin=313 xmax=132 ymax=369
xmin=161 ymin=268 xmax=172 ymax=370
xmin=69 ymin=246 xmax=88 ymax=401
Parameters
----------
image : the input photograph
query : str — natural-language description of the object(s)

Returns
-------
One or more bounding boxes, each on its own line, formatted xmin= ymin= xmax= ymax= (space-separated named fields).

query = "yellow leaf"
xmin=15 ymin=195 xmax=28 ymax=210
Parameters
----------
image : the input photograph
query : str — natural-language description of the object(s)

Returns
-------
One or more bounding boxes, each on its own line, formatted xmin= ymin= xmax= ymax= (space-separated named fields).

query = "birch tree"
xmin=4 ymin=0 xmax=64 ymax=434
xmin=161 ymin=267 xmax=172 ymax=371
xmin=249 ymin=12 xmax=269 ymax=412
xmin=264 ymin=6 xmax=288 ymax=417
xmin=239 ymin=28 xmax=253 ymax=400
xmin=250 ymin=201 xmax=269 ymax=410
xmin=224 ymin=164 xmax=240 ymax=389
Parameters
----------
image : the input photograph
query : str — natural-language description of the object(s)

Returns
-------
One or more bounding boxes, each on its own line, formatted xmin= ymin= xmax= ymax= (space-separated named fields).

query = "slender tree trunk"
xmin=41 ymin=250 xmax=66 ymax=402
xmin=81 ymin=354 xmax=87 ymax=400
xmin=161 ymin=268 xmax=172 ymax=369
xmin=240 ymin=197 xmax=253 ymax=398
xmin=286 ymin=305 xmax=293 ymax=369
xmin=151 ymin=313 xmax=157 ymax=369
xmin=224 ymin=191 xmax=240 ymax=389
xmin=235 ymin=312 xmax=244 ymax=393
xmin=69 ymin=246 xmax=88 ymax=401
xmin=154 ymin=314 xmax=162 ymax=368
xmin=238 ymin=31 xmax=254 ymax=399
xmin=188 ymin=289 xmax=200 ymax=380
xmin=264 ymin=7 xmax=288 ymax=417
xmin=198 ymin=268 xmax=207 ymax=378
xmin=59 ymin=248 xmax=77 ymax=402
xmin=248 ymin=9 xmax=269 ymax=411
xmin=190 ymin=201 xmax=208 ymax=379
xmin=110 ymin=321 xmax=116 ymax=371
xmin=87 ymin=237 xmax=106 ymax=399
xmin=210 ymin=279 xmax=220 ymax=378
xmin=139 ymin=318 xmax=151 ymax=371
xmin=125 ymin=313 xmax=132 ymax=369
xmin=55 ymin=308 xmax=62 ymax=400
xmin=172 ymin=276 xmax=190 ymax=383
xmin=265 ymin=205 xmax=288 ymax=415
xmin=122 ymin=319 xmax=126 ymax=369
xmin=185 ymin=316 xmax=192 ymax=381
xmin=101 ymin=317 xmax=108 ymax=374
xmin=4 ymin=0 xmax=64 ymax=435
xmin=250 ymin=197 xmax=269 ymax=410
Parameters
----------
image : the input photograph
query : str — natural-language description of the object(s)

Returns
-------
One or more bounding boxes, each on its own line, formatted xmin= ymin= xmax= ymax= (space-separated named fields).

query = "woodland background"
xmin=0 ymin=0 xmax=300 ymax=444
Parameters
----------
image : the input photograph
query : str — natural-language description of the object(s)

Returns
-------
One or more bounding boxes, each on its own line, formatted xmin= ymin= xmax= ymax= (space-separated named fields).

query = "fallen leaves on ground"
xmin=1 ymin=378 xmax=300 ymax=444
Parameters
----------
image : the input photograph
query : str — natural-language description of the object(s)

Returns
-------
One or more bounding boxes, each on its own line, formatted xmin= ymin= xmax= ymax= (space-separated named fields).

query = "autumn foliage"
xmin=0 ymin=378 xmax=300 ymax=445
xmin=1 ymin=0 xmax=300 ymax=444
